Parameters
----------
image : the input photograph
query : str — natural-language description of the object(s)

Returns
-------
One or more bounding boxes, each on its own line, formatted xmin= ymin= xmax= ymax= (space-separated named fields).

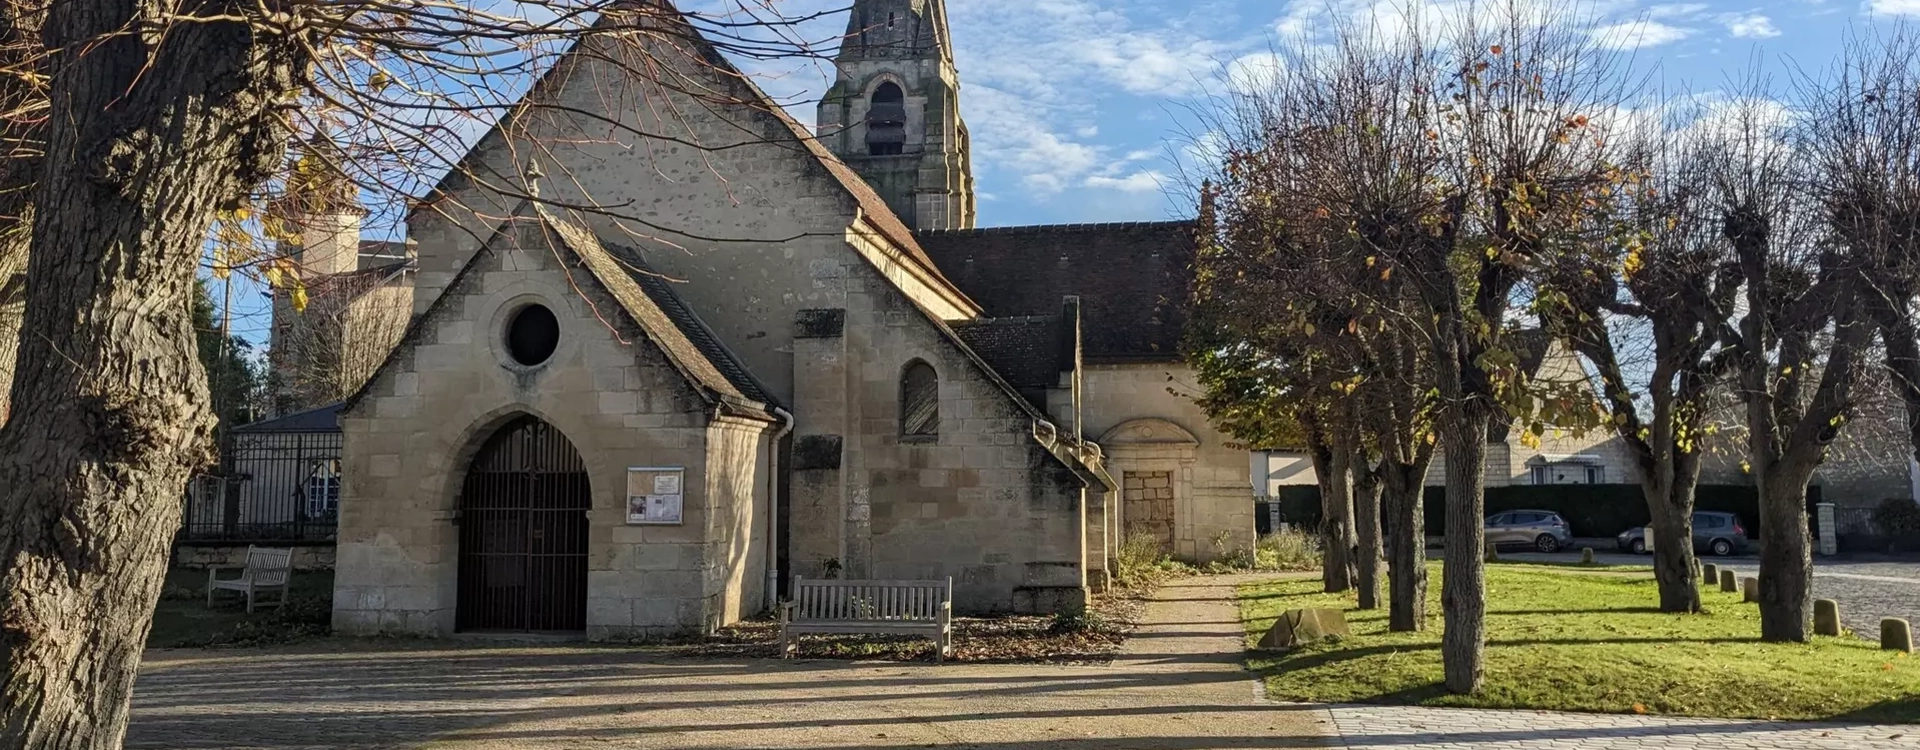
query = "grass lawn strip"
xmin=1239 ymin=562 xmax=1920 ymax=723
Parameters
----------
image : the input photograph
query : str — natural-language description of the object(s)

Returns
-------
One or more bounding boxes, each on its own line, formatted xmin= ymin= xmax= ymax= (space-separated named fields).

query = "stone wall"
xmin=789 ymin=267 xmax=1092 ymax=615
xmin=334 ymin=218 xmax=770 ymax=639
xmin=173 ymin=544 xmax=336 ymax=571
xmin=1070 ymin=364 xmax=1255 ymax=563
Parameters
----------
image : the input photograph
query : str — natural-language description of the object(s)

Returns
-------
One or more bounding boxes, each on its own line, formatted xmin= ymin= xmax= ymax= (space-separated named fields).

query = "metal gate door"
xmin=456 ymin=416 xmax=591 ymax=632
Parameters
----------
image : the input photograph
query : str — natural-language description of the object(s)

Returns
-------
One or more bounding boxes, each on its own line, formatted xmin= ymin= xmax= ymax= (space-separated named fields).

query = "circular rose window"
xmin=505 ymin=304 xmax=559 ymax=366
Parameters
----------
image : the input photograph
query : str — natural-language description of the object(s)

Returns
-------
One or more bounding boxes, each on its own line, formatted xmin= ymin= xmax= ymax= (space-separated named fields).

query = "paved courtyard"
xmin=127 ymin=573 xmax=1919 ymax=749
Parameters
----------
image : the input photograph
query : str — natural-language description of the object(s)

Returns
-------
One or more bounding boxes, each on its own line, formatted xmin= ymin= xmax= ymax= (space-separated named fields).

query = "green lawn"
xmin=148 ymin=567 xmax=334 ymax=648
xmin=1239 ymin=563 xmax=1920 ymax=722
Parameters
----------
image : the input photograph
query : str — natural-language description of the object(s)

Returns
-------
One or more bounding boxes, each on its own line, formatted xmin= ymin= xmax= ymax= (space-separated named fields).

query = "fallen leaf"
xmin=1632 ymin=703 xmax=1647 ymax=714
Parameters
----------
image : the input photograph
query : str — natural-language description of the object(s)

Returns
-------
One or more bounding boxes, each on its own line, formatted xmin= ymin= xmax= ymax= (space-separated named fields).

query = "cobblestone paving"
xmin=1714 ymin=560 xmax=1920 ymax=638
xmin=1328 ymin=704 xmax=1920 ymax=749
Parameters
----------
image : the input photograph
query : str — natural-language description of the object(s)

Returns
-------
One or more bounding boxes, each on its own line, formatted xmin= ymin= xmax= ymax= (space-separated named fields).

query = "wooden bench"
xmin=780 ymin=577 xmax=953 ymax=661
xmin=206 ymin=546 xmax=293 ymax=613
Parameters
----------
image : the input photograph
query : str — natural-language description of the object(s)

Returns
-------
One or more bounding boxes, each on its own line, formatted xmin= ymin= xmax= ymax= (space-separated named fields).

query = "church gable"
xmin=405 ymin=7 xmax=976 ymax=404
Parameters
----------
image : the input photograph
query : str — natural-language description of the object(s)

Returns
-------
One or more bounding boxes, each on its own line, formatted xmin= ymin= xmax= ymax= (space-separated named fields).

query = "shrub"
xmin=1872 ymin=498 xmax=1920 ymax=536
xmin=1254 ymin=528 xmax=1321 ymax=571
xmin=1114 ymin=532 xmax=1190 ymax=589
xmin=1048 ymin=606 xmax=1112 ymax=635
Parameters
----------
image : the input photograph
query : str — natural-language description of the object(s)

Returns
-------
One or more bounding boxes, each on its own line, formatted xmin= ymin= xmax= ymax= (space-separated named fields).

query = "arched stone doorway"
xmin=456 ymin=416 xmax=591 ymax=632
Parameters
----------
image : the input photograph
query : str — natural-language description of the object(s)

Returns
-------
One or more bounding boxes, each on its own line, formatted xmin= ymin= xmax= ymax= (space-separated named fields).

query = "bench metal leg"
xmin=245 ymin=586 xmax=256 ymax=614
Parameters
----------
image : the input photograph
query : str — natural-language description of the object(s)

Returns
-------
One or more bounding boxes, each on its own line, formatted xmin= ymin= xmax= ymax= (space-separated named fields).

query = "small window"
xmin=888 ymin=11 xmax=897 ymax=27
xmin=900 ymin=360 xmax=939 ymax=439
xmin=305 ymin=459 xmax=341 ymax=518
xmin=506 ymin=304 xmax=560 ymax=366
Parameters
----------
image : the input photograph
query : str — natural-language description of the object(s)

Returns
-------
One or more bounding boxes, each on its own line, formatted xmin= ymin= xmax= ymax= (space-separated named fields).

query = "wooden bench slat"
xmin=782 ymin=576 xmax=953 ymax=661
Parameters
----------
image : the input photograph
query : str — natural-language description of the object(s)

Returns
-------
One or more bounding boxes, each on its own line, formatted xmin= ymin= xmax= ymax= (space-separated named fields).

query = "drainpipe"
xmin=764 ymin=407 xmax=795 ymax=614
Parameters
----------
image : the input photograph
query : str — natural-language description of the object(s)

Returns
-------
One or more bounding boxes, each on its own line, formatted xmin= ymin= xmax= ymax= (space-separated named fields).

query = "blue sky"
xmin=215 ymin=0 xmax=1913 ymax=349
xmin=746 ymin=0 xmax=1915 ymax=228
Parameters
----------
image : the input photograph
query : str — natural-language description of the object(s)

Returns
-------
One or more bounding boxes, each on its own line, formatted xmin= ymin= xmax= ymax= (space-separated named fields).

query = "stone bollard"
xmin=1884 ymin=618 xmax=1914 ymax=653
xmin=1581 ymin=547 xmax=1595 ymax=565
xmin=1703 ymin=563 xmax=1719 ymax=585
xmin=1742 ymin=576 xmax=1760 ymax=603
xmin=1484 ymin=541 xmax=1500 ymax=562
xmin=1720 ymin=569 xmax=1738 ymax=592
xmin=1814 ymin=599 xmax=1843 ymax=637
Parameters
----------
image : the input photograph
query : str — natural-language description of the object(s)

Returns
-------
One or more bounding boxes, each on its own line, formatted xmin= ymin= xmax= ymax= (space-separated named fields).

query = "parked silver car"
xmin=1485 ymin=510 xmax=1574 ymax=553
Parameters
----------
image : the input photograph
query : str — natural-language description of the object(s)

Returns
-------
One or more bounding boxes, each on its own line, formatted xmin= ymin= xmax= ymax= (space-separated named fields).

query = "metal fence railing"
xmin=182 ymin=431 xmax=342 ymax=542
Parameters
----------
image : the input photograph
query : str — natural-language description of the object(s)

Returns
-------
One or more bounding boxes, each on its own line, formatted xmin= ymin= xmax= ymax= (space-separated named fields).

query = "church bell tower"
xmin=817 ymin=0 xmax=975 ymax=231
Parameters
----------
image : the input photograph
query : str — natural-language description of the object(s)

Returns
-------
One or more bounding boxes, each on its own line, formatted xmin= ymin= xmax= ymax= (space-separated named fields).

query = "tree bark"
xmin=1306 ymin=413 xmax=1354 ymax=593
xmin=0 ymin=0 xmax=306 ymax=745
xmin=1757 ymin=465 xmax=1816 ymax=641
xmin=1383 ymin=460 xmax=1428 ymax=631
xmin=1440 ymin=408 xmax=1489 ymax=694
xmin=1645 ymin=478 xmax=1702 ymax=613
xmin=1353 ymin=460 xmax=1383 ymax=610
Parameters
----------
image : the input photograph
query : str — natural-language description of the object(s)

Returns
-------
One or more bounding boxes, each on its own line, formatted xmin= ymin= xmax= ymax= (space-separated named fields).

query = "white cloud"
xmin=1723 ymin=13 xmax=1781 ymax=38
xmin=1870 ymin=0 xmax=1920 ymax=14
xmin=1085 ymin=170 xmax=1167 ymax=193
xmin=1223 ymin=52 xmax=1286 ymax=96
xmin=1592 ymin=19 xmax=1694 ymax=50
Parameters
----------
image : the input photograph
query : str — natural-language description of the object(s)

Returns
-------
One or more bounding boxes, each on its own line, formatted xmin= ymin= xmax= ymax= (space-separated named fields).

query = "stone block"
xmin=1815 ymin=599 xmax=1843 ymax=637
xmin=1741 ymin=576 xmax=1759 ymax=602
xmin=1702 ymin=563 xmax=1718 ymax=584
xmin=1884 ymin=618 xmax=1914 ymax=653
xmin=1010 ymin=585 xmax=1087 ymax=614
xmin=1719 ymin=569 xmax=1738 ymax=592
xmin=1256 ymin=609 xmax=1352 ymax=651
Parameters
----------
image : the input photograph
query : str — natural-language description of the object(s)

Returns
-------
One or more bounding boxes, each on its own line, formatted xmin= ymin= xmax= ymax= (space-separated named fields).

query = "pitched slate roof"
xmin=917 ymin=221 xmax=1196 ymax=363
xmin=539 ymin=209 xmax=777 ymax=413
xmin=949 ymin=315 xmax=1069 ymax=409
xmin=234 ymin=402 xmax=343 ymax=433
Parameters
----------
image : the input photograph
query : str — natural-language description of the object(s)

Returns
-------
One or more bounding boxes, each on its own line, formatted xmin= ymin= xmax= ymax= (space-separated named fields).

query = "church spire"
xmin=818 ymin=0 xmax=974 ymax=231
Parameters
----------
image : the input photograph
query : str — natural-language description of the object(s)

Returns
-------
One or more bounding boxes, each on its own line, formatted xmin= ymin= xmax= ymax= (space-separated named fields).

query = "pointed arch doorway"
xmin=456 ymin=416 xmax=591 ymax=632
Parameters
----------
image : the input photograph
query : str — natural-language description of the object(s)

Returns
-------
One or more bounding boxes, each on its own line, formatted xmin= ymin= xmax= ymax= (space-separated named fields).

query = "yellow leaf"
xmin=290 ymin=285 xmax=309 ymax=313
xmin=1632 ymin=703 xmax=1647 ymax=714
xmin=368 ymin=70 xmax=392 ymax=91
xmin=1304 ymin=323 xmax=1316 ymax=336
xmin=211 ymin=263 xmax=230 ymax=280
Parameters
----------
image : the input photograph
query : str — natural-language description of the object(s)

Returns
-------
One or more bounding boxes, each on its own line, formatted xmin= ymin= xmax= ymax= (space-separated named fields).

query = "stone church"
xmin=330 ymin=0 xmax=1257 ymax=639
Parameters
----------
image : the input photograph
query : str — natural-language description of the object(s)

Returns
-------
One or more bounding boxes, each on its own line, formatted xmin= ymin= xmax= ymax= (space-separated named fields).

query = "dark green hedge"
xmin=1257 ymin=483 xmax=1820 ymax=539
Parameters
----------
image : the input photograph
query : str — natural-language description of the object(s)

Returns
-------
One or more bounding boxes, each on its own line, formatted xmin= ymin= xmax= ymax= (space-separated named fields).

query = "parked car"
xmin=1485 ymin=510 xmax=1574 ymax=553
xmin=1616 ymin=511 xmax=1750 ymax=556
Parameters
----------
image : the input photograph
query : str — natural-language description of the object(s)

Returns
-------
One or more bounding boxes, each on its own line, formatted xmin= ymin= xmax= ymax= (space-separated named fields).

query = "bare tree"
xmin=1539 ymin=98 xmax=1740 ymax=613
xmin=0 ymin=2 xmax=834 ymax=745
xmin=1407 ymin=2 xmax=1630 ymax=692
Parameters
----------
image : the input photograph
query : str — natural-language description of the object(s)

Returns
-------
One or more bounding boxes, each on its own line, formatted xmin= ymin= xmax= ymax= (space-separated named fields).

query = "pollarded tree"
xmin=1687 ymin=67 xmax=1877 ymax=643
xmin=1537 ymin=104 xmax=1741 ymax=613
xmin=1188 ymin=19 xmax=1447 ymax=617
xmin=1812 ymin=31 xmax=1920 ymax=489
xmin=0 ymin=2 xmax=834 ymax=745
xmin=1403 ymin=2 xmax=1631 ymax=692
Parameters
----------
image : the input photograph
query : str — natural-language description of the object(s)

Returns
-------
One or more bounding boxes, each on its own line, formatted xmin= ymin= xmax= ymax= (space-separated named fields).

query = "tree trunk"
xmin=1757 ymin=466 xmax=1816 ymax=642
xmin=0 ymin=1 xmax=306 ymax=745
xmin=1645 ymin=482 xmax=1701 ymax=613
xmin=1322 ymin=440 xmax=1356 ymax=593
xmin=1384 ymin=463 xmax=1426 ymax=631
xmin=1440 ymin=411 xmax=1489 ymax=694
xmin=1353 ymin=462 xmax=1383 ymax=609
xmin=0 ymin=272 xmax=20 ymax=424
